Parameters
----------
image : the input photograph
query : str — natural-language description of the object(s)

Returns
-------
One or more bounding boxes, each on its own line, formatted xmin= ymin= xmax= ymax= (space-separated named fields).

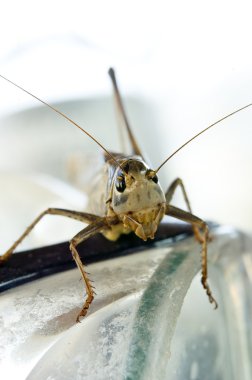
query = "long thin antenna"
xmin=108 ymin=68 xmax=142 ymax=156
xmin=155 ymin=103 xmax=252 ymax=173
xmin=0 ymin=73 xmax=124 ymax=171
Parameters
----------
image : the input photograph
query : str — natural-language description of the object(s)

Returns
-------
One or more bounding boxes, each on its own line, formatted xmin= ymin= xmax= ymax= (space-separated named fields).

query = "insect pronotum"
xmin=0 ymin=69 xmax=251 ymax=322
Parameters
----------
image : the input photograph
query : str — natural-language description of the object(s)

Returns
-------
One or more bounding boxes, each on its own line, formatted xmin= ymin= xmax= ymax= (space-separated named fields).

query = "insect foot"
xmin=69 ymin=240 xmax=96 ymax=322
xmin=201 ymin=277 xmax=218 ymax=309
xmin=76 ymin=293 xmax=95 ymax=323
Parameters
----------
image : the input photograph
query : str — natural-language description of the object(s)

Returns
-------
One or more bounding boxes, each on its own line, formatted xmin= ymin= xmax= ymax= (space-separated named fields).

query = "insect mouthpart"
xmin=121 ymin=205 xmax=166 ymax=241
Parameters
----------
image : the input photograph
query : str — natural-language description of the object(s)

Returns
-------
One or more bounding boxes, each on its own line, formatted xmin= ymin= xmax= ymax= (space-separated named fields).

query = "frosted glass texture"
xmin=1 ymin=225 xmax=252 ymax=380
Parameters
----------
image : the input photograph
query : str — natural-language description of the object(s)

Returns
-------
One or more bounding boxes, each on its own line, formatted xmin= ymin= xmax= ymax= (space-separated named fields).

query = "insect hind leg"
xmin=166 ymin=204 xmax=218 ymax=309
xmin=108 ymin=68 xmax=143 ymax=157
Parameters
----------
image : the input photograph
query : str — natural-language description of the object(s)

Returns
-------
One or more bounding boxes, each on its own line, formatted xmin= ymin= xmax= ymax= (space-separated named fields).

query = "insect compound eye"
xmin=151 ymin=174 xmax=158 ymax=184
xmin=146 ymin=169 xmax=158 ymax=184
xmin=116 ymin=176 xmax=126 ymax=193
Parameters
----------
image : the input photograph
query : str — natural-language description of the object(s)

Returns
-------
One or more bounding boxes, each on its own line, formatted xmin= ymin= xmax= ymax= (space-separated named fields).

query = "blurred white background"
xmin=0 ymin=0 xmax=252 ymax=252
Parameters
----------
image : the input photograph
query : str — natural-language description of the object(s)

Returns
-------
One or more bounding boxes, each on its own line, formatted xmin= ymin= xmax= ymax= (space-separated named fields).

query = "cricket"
xmin=0 ymin=68 xmax=251 ymax=322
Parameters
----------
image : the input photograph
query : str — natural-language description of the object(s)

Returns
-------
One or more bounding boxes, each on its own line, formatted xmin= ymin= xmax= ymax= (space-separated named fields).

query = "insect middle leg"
xmin=69 ymin=219 xmax=110 ymax=322
xmin=165 ymin=178 xmax=204 ymax=243
xmin=0 ymin=207 xmax=113 ymax=321
xmin=166 ymin=204 xmax=218 ymax=308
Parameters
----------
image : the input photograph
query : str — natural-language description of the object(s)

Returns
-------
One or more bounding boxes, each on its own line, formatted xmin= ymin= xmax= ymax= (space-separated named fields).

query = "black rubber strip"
xmin=0 ymin=222 xmax=193 ymax=292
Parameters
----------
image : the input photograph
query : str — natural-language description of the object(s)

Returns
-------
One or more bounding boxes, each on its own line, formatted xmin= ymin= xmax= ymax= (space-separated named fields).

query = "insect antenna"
xmin=0 ymin=73 xmax=125 ymax=171
xmin=155 ymin=102 xmax=252 ymax=173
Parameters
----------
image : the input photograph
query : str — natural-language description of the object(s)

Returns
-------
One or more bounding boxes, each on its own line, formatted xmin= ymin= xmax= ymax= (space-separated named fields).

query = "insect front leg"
xmin=69 ymin=219 xmax=111 ymax=322
xmin=166 ymin=204 xmax=218 ymax=309
xmin=165 ymin=178 xmax=204 ymax=243
xmin=0 ymin=208 xmax=101 ymax=263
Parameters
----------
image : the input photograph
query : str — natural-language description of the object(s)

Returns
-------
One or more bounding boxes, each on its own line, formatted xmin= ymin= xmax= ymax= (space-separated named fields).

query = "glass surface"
xmin=1 ymin=225 xmax=252 ymax=380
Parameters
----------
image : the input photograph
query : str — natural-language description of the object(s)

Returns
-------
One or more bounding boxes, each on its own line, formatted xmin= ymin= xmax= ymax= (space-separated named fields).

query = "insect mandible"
xmin=0 ymin=68 xmax=251 ymax=322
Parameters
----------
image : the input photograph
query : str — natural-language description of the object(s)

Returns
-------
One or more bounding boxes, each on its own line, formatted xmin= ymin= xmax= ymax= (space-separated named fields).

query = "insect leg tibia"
xmin=69 ymin=219 xmax=108 ymax=322
xmin=166 ymin=204 xmax=218 ymax=308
